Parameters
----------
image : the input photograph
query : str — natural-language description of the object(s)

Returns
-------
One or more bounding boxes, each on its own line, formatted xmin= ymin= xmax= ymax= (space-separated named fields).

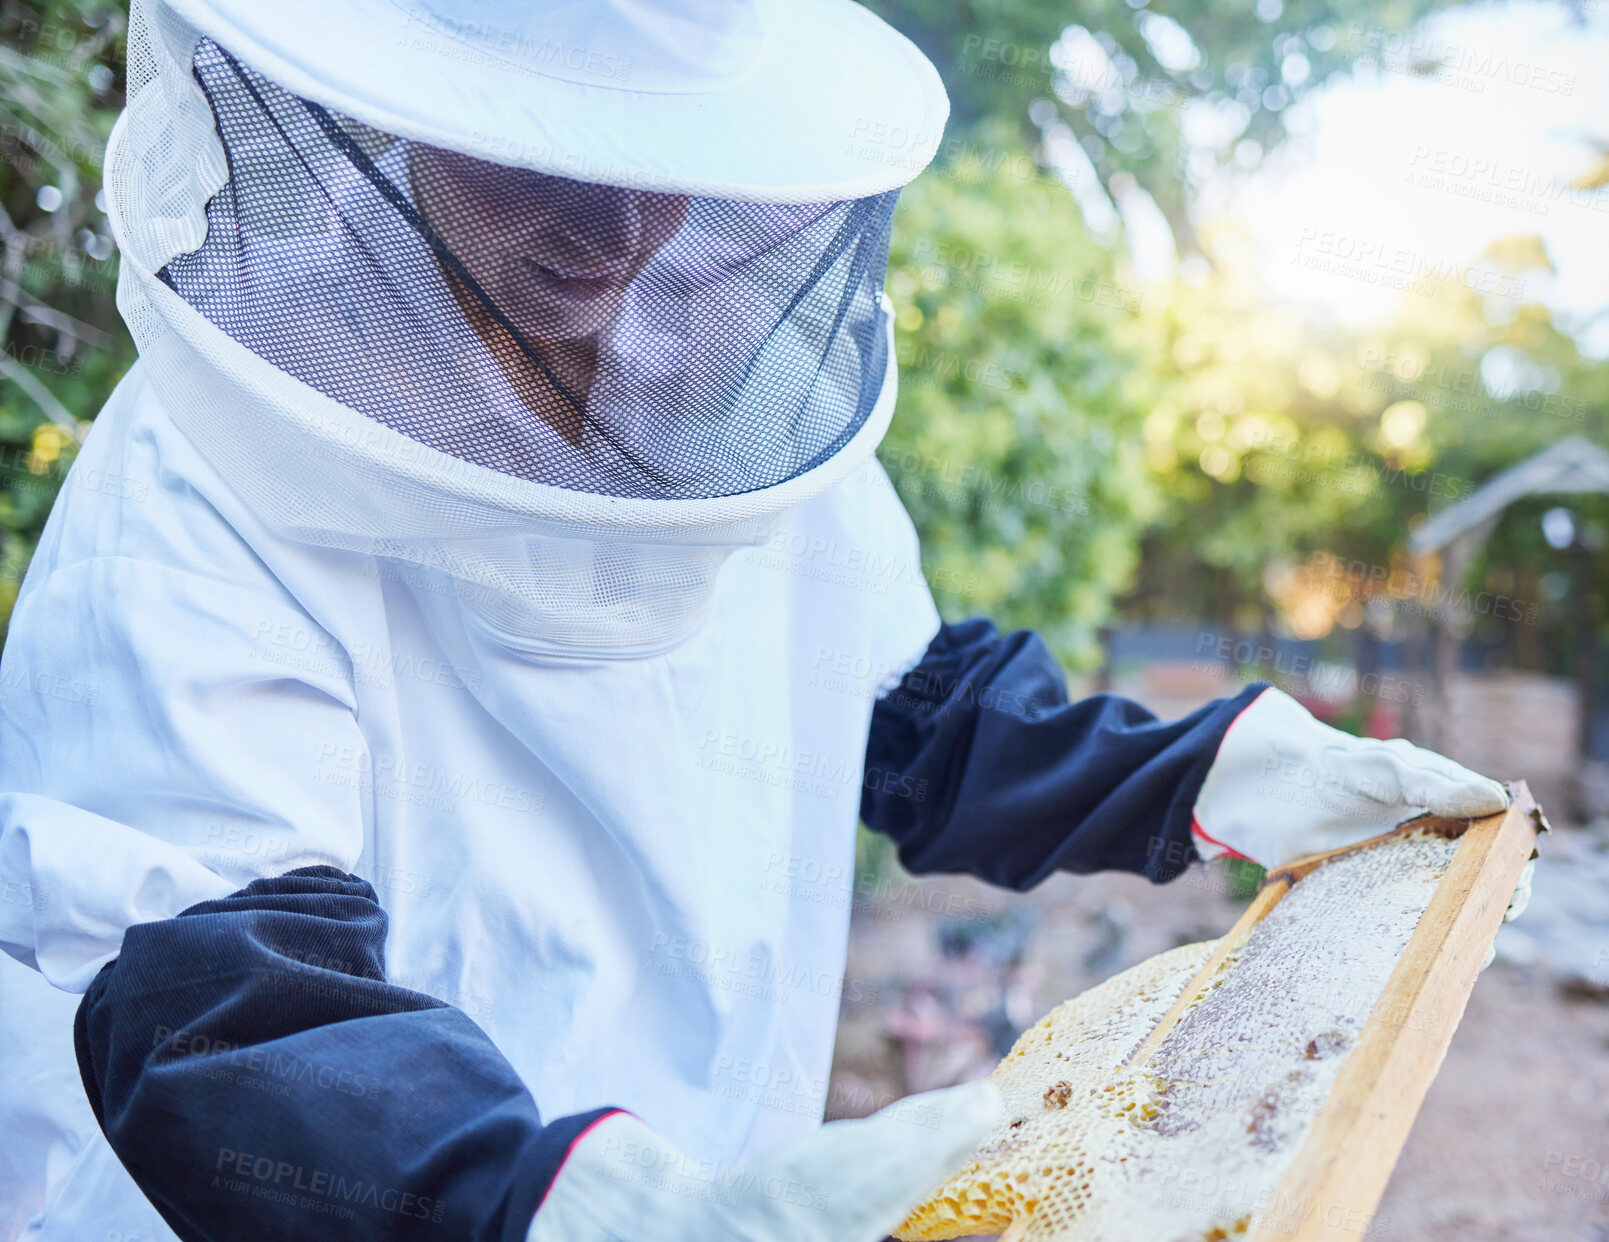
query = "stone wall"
xmin=1429 ymin=671 xmax=1580 ymax=818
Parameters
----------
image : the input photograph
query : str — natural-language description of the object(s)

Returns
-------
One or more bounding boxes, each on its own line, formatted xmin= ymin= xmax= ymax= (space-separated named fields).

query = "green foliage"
xmin=0 ymin=0 xmax=133 ymax=636
xmin=0 ymin=0 xmax=1602 ymax=680
xmin=880 ymin=145 xmax=1157 ymax=668
xmin=1126 ymin=265 xmax=1390 ymax=627
xmin=866 ymin=0 xmax=1471 ymax=249
xmin=1126 ymin=234 xmax=1609 ymax=650
xmin=851 ymin=0 xmax=1609 ymax=666
xmin=1224 ymin=856 xmax=1266 ymax=902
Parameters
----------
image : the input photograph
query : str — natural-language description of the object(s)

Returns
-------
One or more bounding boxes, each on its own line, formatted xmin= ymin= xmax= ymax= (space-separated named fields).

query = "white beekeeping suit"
xmin=0 ymin=1 xmax=1000 ymax=1237
xmin=0 ymin=0 xmax=1517 ymax=1237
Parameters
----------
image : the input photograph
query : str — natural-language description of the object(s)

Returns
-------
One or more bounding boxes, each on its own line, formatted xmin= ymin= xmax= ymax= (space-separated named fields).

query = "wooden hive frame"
xmin=995 ymin=782 xmax=1543 ymax=1242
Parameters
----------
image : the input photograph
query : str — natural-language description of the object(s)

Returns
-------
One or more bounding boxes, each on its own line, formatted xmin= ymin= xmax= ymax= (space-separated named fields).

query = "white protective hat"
xmin=156 ymin=0 xmax=951 ymax=202
xmin=107 ymin=0 xmax=949 ymax=654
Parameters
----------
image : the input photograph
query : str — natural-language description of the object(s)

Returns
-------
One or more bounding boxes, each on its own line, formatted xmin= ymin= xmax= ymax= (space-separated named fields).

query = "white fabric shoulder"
xmin=0 ymin=371 xmax=367 ymax=991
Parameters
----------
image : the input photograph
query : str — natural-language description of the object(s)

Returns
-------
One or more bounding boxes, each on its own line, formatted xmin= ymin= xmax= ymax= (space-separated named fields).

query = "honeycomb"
xmin=893 ymin=941 xmax=1217 ymax=1239
xmin=896 ymin=832 xmax=1460 ymax=1242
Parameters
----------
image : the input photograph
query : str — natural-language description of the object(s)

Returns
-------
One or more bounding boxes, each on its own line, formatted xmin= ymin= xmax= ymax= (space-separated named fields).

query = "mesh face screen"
xmin=161 ymin=40 xmax=898 ymax=500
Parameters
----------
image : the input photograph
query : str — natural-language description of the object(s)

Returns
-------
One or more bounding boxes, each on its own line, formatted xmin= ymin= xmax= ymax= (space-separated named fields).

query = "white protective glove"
xmin=528 ymin=1080 xmax=1000 ymax=1242
xmin=1191 ymin=686 xmax=1510 ymax=870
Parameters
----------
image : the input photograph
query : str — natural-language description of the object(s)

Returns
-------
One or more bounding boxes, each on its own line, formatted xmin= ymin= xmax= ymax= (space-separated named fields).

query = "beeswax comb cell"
xmin=897 ymin=786 xmax=1540 ymax=1242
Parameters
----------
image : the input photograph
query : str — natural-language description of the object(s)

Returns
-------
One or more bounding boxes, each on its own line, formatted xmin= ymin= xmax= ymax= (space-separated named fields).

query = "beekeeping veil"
xmin=106 ymin=0 xmax=948 ymax=653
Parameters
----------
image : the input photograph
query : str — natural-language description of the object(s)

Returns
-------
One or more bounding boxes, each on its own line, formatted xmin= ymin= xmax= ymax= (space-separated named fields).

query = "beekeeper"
xmin=0 ymin=0 xmax=1516 ymax=1238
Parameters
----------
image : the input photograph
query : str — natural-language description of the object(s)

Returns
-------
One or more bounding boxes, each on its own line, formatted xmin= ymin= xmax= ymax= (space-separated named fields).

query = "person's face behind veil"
xmin=410 ymin=147 xmax=689 ymax=442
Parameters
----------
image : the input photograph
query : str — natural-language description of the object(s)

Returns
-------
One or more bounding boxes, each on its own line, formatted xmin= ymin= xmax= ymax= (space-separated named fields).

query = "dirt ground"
xmin=829 ymin=841 xmax=1609 ymax=1242
xmin=1381 ymin=966 xmax=1609 ymax=1241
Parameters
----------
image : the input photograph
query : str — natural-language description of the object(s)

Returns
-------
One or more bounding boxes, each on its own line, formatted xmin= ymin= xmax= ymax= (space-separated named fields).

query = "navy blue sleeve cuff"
xmin=75 ymin=866 xmax=620 ymax=1242
xmin=862 ymin=619 xmax=1266 ymax=886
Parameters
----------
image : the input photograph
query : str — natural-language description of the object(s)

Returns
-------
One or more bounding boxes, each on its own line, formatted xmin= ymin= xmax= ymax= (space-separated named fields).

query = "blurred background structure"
xmin=1 ymin=0 xmax=1606 ymax=1237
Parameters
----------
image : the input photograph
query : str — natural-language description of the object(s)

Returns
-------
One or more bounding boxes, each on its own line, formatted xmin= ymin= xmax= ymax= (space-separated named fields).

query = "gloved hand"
xmin=527 ymin=1080 xmax=1000 ymax=1242
xmin=1190 ymin=686 xmax=1509 ymax=871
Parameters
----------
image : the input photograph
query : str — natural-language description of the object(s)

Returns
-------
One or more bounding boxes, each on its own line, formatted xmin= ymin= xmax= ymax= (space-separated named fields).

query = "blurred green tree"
xmin=1125 ymin=230 xmax=1609 ymax=655
xmin=0 ymin=0 xmax=1602 ymax=687
xmin=865 ymin=0 xmax=1475 ymax=254
xmin=880 ymin=146 xmax=1159 ymax=668
xmin=0 ymin=0 xmax=133 ymax=637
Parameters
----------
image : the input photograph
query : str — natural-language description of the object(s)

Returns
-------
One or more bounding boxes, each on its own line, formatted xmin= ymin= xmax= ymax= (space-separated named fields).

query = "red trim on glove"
xmin=536 ymin=1109 xmax=632 ymax=1211
xmin=1191 ymin=815 xmax=1252 ymax=862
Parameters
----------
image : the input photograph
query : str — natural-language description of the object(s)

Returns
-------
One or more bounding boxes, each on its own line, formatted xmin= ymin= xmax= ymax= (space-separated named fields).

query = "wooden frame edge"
xmin=1246 ymin=783 xmax=1540 ymax=1242
xmin=997 ymin=790 xmax=1537 ymax=1241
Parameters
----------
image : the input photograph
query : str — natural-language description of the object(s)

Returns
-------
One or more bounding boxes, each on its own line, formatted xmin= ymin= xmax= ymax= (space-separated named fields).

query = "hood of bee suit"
xmin=105 ymin=0 xmax=949 ymax=654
